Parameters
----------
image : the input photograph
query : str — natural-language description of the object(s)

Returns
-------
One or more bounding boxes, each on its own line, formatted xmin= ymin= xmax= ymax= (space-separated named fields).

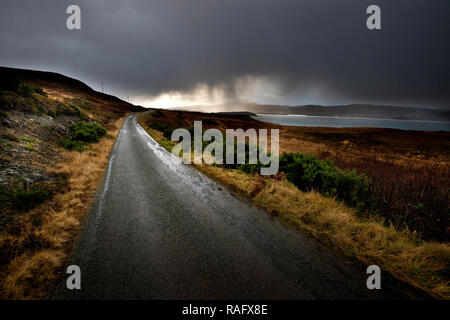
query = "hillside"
xmin=0 ymin=67 xmax=142 ymax=189
xmin=172 ymin=101 xmax=450 ymax=122
xmin=0 ymin=67 xmax=142 ymax=115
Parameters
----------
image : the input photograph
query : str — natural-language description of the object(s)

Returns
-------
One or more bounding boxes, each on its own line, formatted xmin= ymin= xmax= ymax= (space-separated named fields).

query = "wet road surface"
xmin=57 ymin=113 xmax=407 ymax=299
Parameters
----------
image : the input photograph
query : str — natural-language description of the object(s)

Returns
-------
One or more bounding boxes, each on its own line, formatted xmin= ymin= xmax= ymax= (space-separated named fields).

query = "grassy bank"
xmin=0 ymin=116 xmax=126 ymax=299
xmin=138 ymin=113 xmax=450 ymax=299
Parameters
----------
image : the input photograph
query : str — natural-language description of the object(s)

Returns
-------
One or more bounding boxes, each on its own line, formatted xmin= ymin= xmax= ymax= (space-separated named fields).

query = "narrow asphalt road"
xmin=57 ymin=113 xmax=406 ymax=299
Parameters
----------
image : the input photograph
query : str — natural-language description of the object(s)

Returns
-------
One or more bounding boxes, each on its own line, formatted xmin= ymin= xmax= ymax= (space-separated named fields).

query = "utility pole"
xmin=101 ymin=83 xmax=104 ymax=93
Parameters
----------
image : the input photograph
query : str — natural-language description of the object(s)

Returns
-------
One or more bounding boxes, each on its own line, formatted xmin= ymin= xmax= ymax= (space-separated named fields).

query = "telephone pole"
xmin=101 ymin=83 xmax=104 ymax=93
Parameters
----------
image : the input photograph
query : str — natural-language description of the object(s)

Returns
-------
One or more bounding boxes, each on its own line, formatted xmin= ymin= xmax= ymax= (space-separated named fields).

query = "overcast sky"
xmin=0 ymin=0 xmax=449 ymax=109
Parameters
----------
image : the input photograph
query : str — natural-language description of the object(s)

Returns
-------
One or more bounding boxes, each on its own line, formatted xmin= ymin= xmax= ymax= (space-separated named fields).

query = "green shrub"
xmin=71 ymin=98 xmax=91 ymax=110
xmin=21 ymin=137 xmax=36 ymax=143
xmin=59 ymin=139 xmax=86 ymax=152
xmin=0 ymin=181 xmax=50 ymax=212
xmin=54 ymin=103 xmax=73 ymax=116
xmin=150 ymin=121 xmax=174 ymax=139
xmin=17 ymin=84 xmax=34 ymax=98
xmin=31 ymin=86 xmax=47 ymax=97
xmin=238 ymin=159 xmax=265 ymax=174
xmin=13 ymin=187 xmax=49 ymax=211
xmin=59 ymin=121 xmax=107 ymax=151
xmin=70 ymin=121 xmax=106 ymax=142
xmin=278 ymin=153 xmax=370 ymax=207
xmin=237 ymin=152 xmax=370 ymax=207
xmin=24 ymin=144 xmax=35 ymax=151
xmin=69 ymin=103 xmax=81 ymax=115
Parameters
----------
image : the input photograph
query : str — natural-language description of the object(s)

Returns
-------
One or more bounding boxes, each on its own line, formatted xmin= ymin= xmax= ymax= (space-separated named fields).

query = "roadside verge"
xmin=0 ymin=115 xmax=127 ymax=299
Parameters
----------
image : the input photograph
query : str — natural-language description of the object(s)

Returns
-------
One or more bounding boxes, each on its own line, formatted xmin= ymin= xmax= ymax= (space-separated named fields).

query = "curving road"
xmin=57 ymin=113 xmax=407 ymax=299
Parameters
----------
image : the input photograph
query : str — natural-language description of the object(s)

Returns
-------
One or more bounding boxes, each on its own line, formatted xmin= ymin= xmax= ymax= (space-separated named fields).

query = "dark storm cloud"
xmin=0 ymin=0 xmax=449 ymax=107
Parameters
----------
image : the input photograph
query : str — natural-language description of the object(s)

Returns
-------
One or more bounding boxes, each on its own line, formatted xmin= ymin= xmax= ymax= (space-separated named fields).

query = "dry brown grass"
xmin=195 ymin=165 xmax=450 ymax=299
xmin=0 ymin=116 xmax=126 ymax=299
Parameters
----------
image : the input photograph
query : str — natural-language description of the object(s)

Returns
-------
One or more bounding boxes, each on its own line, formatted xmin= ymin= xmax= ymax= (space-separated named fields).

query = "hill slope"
xmin=0 ymin=66 xmax=142 ymax=216
xmin=0 ymin=66 xmax=143 ymax=184
xmin=0 ymin=67 xmax=142 ymax=116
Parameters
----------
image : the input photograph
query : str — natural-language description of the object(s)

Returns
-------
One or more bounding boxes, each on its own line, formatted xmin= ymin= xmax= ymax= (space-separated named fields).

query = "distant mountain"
xmin=171 ymin=101 xmax=450 ymax=122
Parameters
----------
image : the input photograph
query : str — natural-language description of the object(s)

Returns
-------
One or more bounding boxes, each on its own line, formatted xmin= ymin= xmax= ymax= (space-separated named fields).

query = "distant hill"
xmin=171 ymin=101 xmax=450 ymax=122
